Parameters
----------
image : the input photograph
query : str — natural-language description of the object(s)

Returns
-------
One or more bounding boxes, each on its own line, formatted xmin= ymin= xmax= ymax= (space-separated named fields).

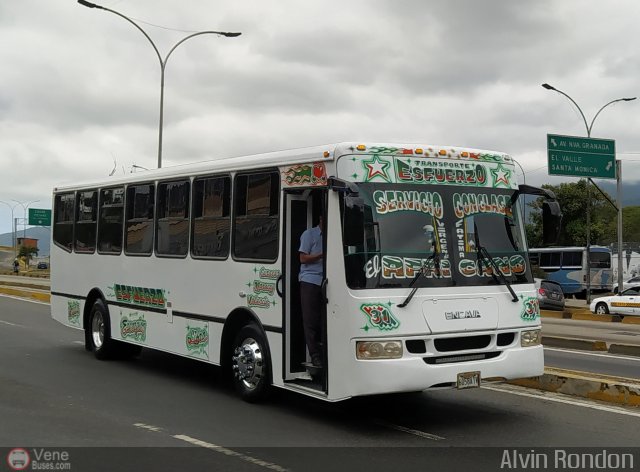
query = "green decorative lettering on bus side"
xmin=67 ymin=300 xmax=80 ymax=327
xmin=520 ymin=296 xmax=540 ymax=321
xmin=120 ymin=312 xmax=147 ymax=342
xmin=360 ymin=303 xmax=400 ymax=331
xmin=112 ymin=284 xmax=166 ymax=309
xmin=186 ymin=324 xmax=209 ymax=358
xmin=253 ymin=280 xmax=275 ymax=296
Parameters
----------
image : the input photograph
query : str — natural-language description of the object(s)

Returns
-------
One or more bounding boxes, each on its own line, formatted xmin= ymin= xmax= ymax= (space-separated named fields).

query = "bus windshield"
xmin=342 ymin=183 xmax=532 ymax=289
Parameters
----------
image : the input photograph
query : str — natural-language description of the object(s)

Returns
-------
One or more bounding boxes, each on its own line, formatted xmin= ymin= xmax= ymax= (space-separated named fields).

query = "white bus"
xmin=51 ymin=143 xmax=561 ymax=402
xmin=528 ymin=246 xmax=613 ymax=297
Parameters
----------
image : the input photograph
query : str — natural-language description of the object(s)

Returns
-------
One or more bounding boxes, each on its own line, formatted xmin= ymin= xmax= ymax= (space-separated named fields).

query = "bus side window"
xmin=156 ymin=180 xmax=190 ymax=257
xmin=233 ymin=171 xmax=279 ymax=262
xmin=192 ymin=175 xmax=231 ymax=259
xmin=125 ymin=183 xmax=155 ymax=255
xmin=74 ymin=190 xmax=97 ymax=254
xmin=53 ymin=192 xmax=75 ymax=252
xmin=98 ymin=187 xmax=124 ymax=254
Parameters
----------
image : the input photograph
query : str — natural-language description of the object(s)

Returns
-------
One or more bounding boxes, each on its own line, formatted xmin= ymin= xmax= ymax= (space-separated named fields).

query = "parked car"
xmin=534 ymin=278 xmax=565 ymax=311
xmin=37 ymin=262 xmax=48 ymax=269
xmin=590 ymin=287 xmax=640 ymax=318
xmin=613 ymin=275 xmax=640 ymax=294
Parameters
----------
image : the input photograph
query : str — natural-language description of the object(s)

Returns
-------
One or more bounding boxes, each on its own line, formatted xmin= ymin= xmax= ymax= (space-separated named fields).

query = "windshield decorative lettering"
xmin=453 ymin=193 xmax=513 ymax=219
xmin=373 ymin=190 xmax=443 ymax=217
xmin=340 ymin=182 xmax=531 ymax=290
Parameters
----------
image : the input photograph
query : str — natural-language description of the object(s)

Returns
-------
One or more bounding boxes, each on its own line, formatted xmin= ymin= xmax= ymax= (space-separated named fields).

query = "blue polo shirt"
xmin=299 ymin=226 xmax=323 ymax=286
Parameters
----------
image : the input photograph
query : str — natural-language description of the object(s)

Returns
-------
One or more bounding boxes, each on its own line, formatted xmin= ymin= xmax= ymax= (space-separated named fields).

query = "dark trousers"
xmin=300 ymin=281 xmax=323 ymax=359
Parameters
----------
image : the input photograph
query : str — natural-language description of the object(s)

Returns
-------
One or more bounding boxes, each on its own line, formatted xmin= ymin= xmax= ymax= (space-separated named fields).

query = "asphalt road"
xmin=544 ymin=346 xmax=640 ymax=378
xmin=542 ymin=317 xmax=640 ymax=345
xmin=1 ymin=296 xmax=640 ymax=471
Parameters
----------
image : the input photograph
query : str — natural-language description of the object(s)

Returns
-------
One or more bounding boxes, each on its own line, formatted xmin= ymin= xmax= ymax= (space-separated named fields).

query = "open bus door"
xmin=282 ymin=189 xmax=328 ymax=394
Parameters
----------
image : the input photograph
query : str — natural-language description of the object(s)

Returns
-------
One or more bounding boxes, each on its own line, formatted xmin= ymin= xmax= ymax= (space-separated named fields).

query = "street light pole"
xmin=12 ymin=199 xmax=40 ymax=239
xmin=0 ymin=200 xmax=18 ymax=256
xmin=542 ymin=83 xmax=636 ymax=301
xmin=77 ymin=0 xmax=241 ymax=169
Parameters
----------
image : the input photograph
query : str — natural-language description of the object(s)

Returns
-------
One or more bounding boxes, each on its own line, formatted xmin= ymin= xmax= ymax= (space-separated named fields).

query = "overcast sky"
xmin=1 ymin=0 xmax=640 ymax=235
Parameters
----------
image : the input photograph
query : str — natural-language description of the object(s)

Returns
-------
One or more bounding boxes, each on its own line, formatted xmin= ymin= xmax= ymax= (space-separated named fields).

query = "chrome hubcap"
xmin=232 ymin=337 xmax=264 ymax=390
xmin=91 ymin=312 xmax=104 ymax=349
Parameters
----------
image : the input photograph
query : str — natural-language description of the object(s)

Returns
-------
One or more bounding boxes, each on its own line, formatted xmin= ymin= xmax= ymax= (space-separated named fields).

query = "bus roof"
xmin=53 ymin=142 xmax=512 ymax=192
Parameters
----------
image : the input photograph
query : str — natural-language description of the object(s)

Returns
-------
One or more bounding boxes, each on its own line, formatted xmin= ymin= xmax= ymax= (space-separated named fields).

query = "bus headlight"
xmin=356 ymin=341 xmax=403 ymax=359
xmin=521 ymin=329 xmax=541 ymax=347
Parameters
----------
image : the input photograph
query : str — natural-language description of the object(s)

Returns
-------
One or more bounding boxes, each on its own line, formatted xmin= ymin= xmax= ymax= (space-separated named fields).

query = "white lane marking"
xmin=544 ymin=346 xmax=640 ymax=362
xmin=73 ymin=341 xmax=84 ymax=345
xmin=483 ymin=383 xmax=640 ymax=418
xmin=0 ymin=319 xmax=24 ymax=328
xmin=0 ymin=293 xmax=50 ymax=305
xmin=134 ymin=422 xmax=164 ymax=433
xmin=133 ymin=423 xmax=288 ymax=471
xmin=173 ymin=435 xmax=288 ymax=472
xmin=374 ymin=419 xmax=445 ymax=441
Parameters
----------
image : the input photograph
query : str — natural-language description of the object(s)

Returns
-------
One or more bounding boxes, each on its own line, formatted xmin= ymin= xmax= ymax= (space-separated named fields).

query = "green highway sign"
xmin=28 ymin=208 xmax=52 ymax=226
xmin=547 ymin=134 xmax=616 ymax=179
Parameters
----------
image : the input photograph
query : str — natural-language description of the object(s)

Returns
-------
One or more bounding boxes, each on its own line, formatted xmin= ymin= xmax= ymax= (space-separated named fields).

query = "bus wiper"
xmin=397 ymin=264 xmax=427 ymax=308
xmin=476 ymin=245 xmax=519 ymax=303
xmin=399 ymin=223 xmax=441 ymax=308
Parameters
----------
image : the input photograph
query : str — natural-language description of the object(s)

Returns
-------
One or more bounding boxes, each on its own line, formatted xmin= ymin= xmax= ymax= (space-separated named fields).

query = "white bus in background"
xmin=528 ymin=246 xmax=613 ymax=298
xmin=50 ymin=142 xmax=561 ymax=402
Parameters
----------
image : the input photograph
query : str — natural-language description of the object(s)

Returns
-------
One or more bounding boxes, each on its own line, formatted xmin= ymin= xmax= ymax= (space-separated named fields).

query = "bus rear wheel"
xmin=231 ymin=324 xmax=271 ymax=402
xmin=88 ymin=299 xmax=116 ymax=360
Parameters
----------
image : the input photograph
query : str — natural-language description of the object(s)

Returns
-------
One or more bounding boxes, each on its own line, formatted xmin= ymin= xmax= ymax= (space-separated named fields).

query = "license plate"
xmin=457 ymin=371 xmax=481 ymax=389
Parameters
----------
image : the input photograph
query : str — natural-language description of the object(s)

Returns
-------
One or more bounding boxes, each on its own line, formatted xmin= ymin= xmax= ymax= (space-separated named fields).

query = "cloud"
xmin=2 ymin=0 xmax=640 ymax=235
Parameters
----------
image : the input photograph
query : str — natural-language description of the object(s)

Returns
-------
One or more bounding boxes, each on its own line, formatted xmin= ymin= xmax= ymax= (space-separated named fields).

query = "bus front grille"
xmin=434 ymin=335 xmax=491 ymax=352
xmin=423 ymin=351 xmax=501 ymax=365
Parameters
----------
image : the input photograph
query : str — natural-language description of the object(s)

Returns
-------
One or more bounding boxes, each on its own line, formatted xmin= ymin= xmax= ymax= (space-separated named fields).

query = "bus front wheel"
xmin=231 ymin=324 xmax=271 ymax=402
xmin=88 ymin=299 xmax=116 ymax=360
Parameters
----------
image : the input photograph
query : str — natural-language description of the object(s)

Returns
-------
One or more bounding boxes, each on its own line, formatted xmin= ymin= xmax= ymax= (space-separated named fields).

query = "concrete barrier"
xmin=622 ymin=316 xmax=640 ymax=325
xmin=609 ymin=344 xmax=640 ymax=357
xmin=509 ymin=367 xmax=640 ymax=407
xmin=0 ymin=286 xmax=50 ymax=303
xmin=570 ymin=312 xmax=622 ymax=322
xmin=540 ymin=310 xmax=566 ymax=319
xmin=541 ymin=336 xmax=608 ymax=351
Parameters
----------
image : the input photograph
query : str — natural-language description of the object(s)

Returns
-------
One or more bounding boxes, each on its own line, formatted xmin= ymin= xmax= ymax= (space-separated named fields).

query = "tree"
xmin=18 ymin=246 xmax=39 ymax=266
xmin=526 ymin=180 xmax=617 ymax=247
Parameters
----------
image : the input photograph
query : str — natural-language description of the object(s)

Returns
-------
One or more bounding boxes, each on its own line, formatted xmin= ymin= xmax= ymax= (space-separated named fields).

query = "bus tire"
xmin=595 ymin=303 xmax=609 ymax=315
xmin=88 ymin=299 xmax=116 ymax=360
xmin=231 ymin=324 xmax=271 ymax=402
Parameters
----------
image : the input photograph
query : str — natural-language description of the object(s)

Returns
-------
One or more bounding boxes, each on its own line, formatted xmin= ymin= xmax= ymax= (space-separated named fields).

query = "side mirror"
xmin=343 ymin=196 xmax=365 ymax=246
xmin=542 ymin=200 xmax=562 ymax=245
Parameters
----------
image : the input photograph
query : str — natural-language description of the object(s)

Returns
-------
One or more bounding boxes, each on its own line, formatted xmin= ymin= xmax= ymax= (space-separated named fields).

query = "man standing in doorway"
xmin=299 ymin=215 xmax=324 ymax=368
